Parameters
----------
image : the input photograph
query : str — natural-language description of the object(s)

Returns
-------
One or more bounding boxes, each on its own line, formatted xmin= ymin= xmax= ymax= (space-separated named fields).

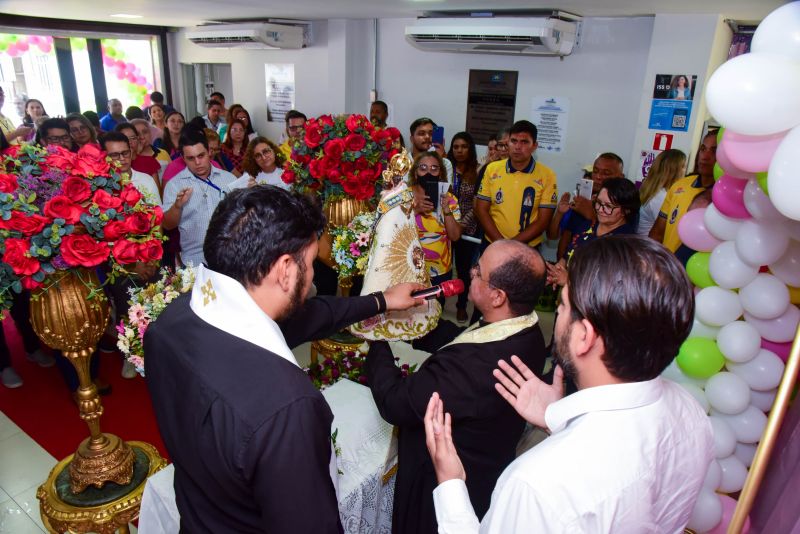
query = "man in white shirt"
xmin=425 ymin=234 xmax=714 ymax=533
xmin=100 ymin=131 xmax=161 ymax=204
xmin=162 ymin=131 xmax=237 ymax=267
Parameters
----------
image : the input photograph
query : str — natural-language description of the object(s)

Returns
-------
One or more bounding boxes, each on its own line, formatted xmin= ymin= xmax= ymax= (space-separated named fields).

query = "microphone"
xmin=411 ymin=279 xmax=465 ymax=301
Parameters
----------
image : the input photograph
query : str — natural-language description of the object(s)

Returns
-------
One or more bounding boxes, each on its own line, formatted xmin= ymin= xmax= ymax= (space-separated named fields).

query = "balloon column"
xmin=100 ymin=39 xmax=154 ymax=107
xmin=667 ymin=3 xmax=800 ymax=532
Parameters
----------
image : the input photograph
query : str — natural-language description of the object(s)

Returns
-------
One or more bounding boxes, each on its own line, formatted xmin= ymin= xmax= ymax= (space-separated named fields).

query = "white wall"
xmin=374 ymin=17 xmax=654 ymax=192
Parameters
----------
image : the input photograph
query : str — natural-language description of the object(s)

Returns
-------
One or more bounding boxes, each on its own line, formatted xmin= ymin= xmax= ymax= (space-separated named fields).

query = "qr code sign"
xmin=672 ymin=114 xmax=686 ymax=129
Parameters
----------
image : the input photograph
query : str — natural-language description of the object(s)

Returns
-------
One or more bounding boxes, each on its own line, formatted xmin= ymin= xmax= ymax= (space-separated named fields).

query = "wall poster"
xmin=531 ymin=96 xmax=570 ymax=153
xmin=265 ymin=63 xmax=295 ymax=122
xmin=648 ymin=73 xmax=697 ymax=132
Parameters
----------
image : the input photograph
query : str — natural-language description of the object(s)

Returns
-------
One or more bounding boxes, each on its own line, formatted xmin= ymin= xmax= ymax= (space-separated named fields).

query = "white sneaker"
xmin=2 ymin=367 xmax=23 ymax=388
xmin=26 ymin=349 xmax=55 ymax=368
xmin=121 ymin=361 xmax=138 ymax=379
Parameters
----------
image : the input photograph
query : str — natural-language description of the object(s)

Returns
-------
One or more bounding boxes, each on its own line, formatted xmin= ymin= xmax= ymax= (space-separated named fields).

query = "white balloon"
xmin=769 ymin=125 xmax=800 ymax=221
xmin=717 ymin=321 xmax=761 ymax=363
xmin=727 ymin=349 xmax=785 ymax=391
xmin=750 ymin=388 xmax=778 ymax=412
xmin=739 ymin=273 xmax=791 ymax=319
xmin=707 ymin=53 xmax=800 ymax=136
xmin=709 ymin=241 xmax=759 ymax=289
xmin=705 ymin=203 xmax=743 ymax=241
xmin=696 ymin=286 xmax=744 ymax=326
xmin=688 ymin=489 xmax=723 ymax=533
xmin=743 ymin=178 xmax=784 ymax=221
xmin=679 ymin=382 xmax=710 ymax=414
xmin=709 ymin=415 xmax=737 ymax=458
xmin=713 ymin=405 xmax=769 ymax=443
xmin=769 ymin=239 xmax=800 ymax=287
xmin=735 ymin=219 xmax=790 ymax=266
xmin=735 ymin=442 xmax=758 ymax=468
xmin=752 ymin=1 xmax=800 ymax=61
xmin=690 ymin=318 xmax=721 ymax=340
xmin=705 ymin=372 xmax=751 ymax=415
xmin=745 ymin=304 xmax=800 ymax=343
xmin=703 ymin=459 xmax=722 ymax=491
xmin=718 ymin=454 xmax=748 ymax=493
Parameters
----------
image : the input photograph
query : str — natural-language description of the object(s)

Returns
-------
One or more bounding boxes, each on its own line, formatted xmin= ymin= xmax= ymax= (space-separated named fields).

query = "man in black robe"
xmin=146 ymin=186 xmax=423 ymax=533
xmin=366 ymin=240 xmax=548 ymax=534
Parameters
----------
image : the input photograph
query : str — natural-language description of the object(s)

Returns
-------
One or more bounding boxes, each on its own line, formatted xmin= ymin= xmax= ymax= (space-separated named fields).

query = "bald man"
xmin=366 ymin=240 xmax=548 ymax=534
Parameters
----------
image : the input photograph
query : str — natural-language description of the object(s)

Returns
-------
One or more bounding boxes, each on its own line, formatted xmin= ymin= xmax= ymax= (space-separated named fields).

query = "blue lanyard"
xmin=192 ymin=173 xmax=224 ymax=196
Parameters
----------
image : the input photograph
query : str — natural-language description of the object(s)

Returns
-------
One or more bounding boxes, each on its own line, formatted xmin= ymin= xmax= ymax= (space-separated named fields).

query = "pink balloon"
xmin=38 ymin=42 xmax=52 ymax=54
xmin=125 ymin=62 xmax=136 ymax=72
xmin=114 ymin=59 xmax=125 ymax=70
xmin=116 ymin=70 xmax=126 ymax=80
xmin=678 ymin=208 xmax=723 ymax=251
xmin=103 ymin=55 xmax=114 ymax=67
xmin=712 ymin=174 xmax=751 ymax=219
xmin=146 ymin=82 xmax=154 ymax=90
xmin=44 ymin=36 xmax=53 ymax=45
xmin=6 ymin=44 xmax=19 ymax=57
xmin=16 ymin=41 xmax=28 ymax=52
xmin=716 ymin=140 xmax=756 ymax=180
xmin=707 ymin=495 xmax=750 ymax=534
xmin=29 ymin=36 xmax=41 ymax=45
xmin=135 ymin=75 xmax=146 ymax=85
xmin=761 ymin=338 xmax=792 ymax=362
xmin=724 ymin=130 xmax=787 ymax=173
xmin=126 ymin=72 xmax=137 ymax=83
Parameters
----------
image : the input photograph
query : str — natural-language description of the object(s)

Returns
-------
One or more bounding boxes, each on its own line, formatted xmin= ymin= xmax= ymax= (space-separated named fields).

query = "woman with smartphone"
xmin=447 ymin=132 xmax=480 ymax=323
xmin=410 ymin=151 xmax=462 ymax=304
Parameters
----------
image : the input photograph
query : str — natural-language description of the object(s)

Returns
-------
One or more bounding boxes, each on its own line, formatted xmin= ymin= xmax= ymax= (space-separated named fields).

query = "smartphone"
xmin=432 ymin=126 xmax=444 ymax=146
xmin=576 ymin=178 xmax=594 ymax=200
xmin=422 ymin=178 xmax=440 ymax=211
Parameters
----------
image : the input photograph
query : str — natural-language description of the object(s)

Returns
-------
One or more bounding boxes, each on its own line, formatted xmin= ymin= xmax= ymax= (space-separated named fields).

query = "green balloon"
xmin=756 ymin=172 xmax=769 ymax=195
xmin=686 ymin=252 xmax=715 ymax=288
xmin=105 ymin=46 xmax=117 ymax=58
xmin=713 ymin=163 xmax=724 ymax=181
xmin=716 ymin=127 xmax=725 ymax=145
xmin=0 ymin=43 xmax=7 ymax=52
xmin=677 ymin=337 xmax=725 ymax=379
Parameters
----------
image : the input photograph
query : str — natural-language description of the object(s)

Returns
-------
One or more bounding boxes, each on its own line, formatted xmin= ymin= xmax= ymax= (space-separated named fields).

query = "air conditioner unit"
xmin=186 ymin=22 xmax=310 ymax=49
xmin=405 ymin=16 xmax=580 ymax=57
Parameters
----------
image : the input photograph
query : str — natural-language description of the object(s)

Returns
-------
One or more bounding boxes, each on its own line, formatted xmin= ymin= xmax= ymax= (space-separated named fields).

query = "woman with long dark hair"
xmin=447 ymin=132 xmax=479 ymax=323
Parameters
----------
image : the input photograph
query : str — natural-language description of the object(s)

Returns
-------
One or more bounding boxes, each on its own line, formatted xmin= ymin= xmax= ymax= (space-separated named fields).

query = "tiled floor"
xmin=0 ymin=299 xmax=553 ymax=533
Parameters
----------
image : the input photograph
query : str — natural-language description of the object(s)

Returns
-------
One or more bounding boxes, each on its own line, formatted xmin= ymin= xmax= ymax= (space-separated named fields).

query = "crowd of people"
xmin=0 ymin=86 xmax=719 ymax=532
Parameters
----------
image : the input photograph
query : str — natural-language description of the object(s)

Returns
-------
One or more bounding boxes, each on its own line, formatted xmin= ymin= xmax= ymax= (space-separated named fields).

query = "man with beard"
xmin=146 ymin=186 xmax=423 ymax=533
xmin=424 ymin=235 xmax=714 ymax=533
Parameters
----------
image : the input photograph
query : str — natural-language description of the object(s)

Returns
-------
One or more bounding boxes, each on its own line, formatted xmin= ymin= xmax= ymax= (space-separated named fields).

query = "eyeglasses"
xmin=46 ymin=135 xmax=71 ymax=144
xmin=593 ymin=199 xmax=620 ymax=214
xmin=254 ymin=148 xmax=274 ymax=160
xmin=69 ymin=125 xmax=88 ymax=134
xmin=417 ymin=163 xmax=440 ymax=173
xmin=470 ymin=262 xmax=497 ymax=288
xmin=107 ymin=150 xmax=132 ymax=159
xmin=126 ymin=135 xmax=139 ymax=143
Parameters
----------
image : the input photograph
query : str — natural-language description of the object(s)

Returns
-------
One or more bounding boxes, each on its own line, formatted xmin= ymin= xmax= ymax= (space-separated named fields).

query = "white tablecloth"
xmin=138 ymin=379 xmax=397 ymax=533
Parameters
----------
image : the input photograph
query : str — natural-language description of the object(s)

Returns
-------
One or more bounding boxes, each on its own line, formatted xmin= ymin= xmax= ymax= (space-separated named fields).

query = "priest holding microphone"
xmin=365 ymin=239 xmax=549 ymax=534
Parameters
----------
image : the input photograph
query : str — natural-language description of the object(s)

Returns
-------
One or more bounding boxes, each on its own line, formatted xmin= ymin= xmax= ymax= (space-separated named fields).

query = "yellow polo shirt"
xmin=477 ymin=158 xmax=558 ymax=247
xmin=658 ymin=175 xmax=707 ymax=252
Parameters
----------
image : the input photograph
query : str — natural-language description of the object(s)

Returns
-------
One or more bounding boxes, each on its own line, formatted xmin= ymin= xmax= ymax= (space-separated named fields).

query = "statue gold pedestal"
xmin=37 ymin=442 xmax=167 ymax=534
xmin=29 ymin=270 xmax=166 ymax=532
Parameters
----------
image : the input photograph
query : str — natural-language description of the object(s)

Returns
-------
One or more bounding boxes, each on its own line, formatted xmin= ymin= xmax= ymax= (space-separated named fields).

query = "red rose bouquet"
xmin=282 ymin=114 xmax=401 ymax=202
xmin=0 ymin=143 xmax=163 ymax=312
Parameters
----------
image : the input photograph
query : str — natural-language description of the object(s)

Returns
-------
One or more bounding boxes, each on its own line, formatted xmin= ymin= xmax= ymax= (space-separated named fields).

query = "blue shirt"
xmin=99 ymin=113 xmax=124 ymax=132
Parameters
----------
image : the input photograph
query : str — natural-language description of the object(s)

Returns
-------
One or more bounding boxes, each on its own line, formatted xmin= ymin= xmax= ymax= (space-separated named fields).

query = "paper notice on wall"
xmin=531 ymin=96 xmax=569 ymax=153
xmin=265 ymin=64 xmax=295 ymax=122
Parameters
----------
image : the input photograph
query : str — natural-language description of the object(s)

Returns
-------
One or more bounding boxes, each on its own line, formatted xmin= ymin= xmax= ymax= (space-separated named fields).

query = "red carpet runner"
xmin=0 ymin=319 xmax=168 ymax=461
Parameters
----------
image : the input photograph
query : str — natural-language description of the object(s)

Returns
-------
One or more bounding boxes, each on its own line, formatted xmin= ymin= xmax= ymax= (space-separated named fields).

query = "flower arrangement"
xmin=0 ymin=143 xmax=163 ymax=312
xmin=330 ymin=211 xmax=376 ymax=279
xmin=305 ymin=349 xmax=416 ymax=391
xmin=282 ymin=114 xmax=401 ymax=202
xmin=116 ymin=266 xmax=195 ymax=376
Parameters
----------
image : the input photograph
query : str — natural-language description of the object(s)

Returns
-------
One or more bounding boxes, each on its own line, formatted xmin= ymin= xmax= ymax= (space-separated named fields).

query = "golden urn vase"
xmin=29 ymin=269 xmax=135 ymax=494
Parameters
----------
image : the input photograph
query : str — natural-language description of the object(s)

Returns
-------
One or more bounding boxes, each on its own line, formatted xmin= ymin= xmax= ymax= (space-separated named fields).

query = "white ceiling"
xmin=0 ymin=0 xmax=784 ymax=28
